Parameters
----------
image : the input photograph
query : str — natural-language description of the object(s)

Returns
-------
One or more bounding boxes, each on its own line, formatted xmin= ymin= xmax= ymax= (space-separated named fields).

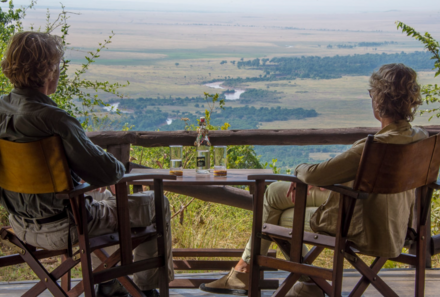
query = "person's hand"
xmin=80 ymin=179 xmax=108 ymax=193
xmin=93 ymin=187 xmax=107 ymax=193
xmin=308 ymin=185 xmax=327 ymax=194
xmin=286 ymin=182 xmax=297 ymax=204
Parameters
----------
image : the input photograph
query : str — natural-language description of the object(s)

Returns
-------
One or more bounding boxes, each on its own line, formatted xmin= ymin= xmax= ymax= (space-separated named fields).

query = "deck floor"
xmin=0 ymin=269 xmax=439 ymax=296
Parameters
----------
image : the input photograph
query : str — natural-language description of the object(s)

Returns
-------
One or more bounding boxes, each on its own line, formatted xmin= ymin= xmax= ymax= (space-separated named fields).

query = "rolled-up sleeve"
xmin=294 ymin=141 xmax=365 ymax=186
xmin=53 ymin=112 xmax=125 ymax=186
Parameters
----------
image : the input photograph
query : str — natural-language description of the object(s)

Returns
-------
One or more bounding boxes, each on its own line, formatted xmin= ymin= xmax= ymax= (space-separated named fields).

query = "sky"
xmin=7 ymin=0 xmax=440 ymax=14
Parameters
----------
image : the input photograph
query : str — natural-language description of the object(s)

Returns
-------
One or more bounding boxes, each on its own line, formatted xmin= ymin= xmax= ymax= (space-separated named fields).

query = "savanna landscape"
xmin=55 ymin=9 xmax=440 ymax=130
xmin=48 ymin=8 xmax=440 ymax=165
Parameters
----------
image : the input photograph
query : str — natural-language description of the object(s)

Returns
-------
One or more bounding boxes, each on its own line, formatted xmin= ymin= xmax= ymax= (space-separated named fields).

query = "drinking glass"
xmin=214 ymin=146 xmax=227 ymax=177
xmin=170 ymin=145 xmax=183 ymax=176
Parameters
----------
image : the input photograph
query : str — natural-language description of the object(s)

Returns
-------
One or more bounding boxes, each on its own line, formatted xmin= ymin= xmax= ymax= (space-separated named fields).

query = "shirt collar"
xmin=11 ymin=88 xmax=58 ymax=107
xmin=376 ymin=120 xmax=411 ymax=135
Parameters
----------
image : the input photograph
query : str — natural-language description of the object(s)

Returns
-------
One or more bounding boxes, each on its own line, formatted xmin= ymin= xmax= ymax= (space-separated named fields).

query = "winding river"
xmin=205 ymin=82 xmax=245 ymax=100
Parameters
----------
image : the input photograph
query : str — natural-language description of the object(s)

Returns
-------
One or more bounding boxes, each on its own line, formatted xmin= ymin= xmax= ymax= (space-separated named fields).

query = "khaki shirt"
xmin=295 ymin=120 xmax=428 ymax=258
xmin=0 ymin=88 xmax=125 ymax=219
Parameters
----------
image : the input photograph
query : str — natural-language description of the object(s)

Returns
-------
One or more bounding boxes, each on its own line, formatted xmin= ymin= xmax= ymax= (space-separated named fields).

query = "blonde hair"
xmin=369 ymin=63 xmax=422 ymax=122
xmin=1 ymin=32 xmax=64 ymax=89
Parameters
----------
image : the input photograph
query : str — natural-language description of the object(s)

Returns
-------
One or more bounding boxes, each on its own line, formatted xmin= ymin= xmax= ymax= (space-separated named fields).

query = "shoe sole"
xmin=199 ymin=283 xmax=248 ymax=296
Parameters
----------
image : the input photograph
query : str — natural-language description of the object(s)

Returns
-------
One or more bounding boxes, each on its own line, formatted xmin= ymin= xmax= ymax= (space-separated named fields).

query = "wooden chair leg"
xmin=118 ymin=276 xmax=145 ymax=297
xmin=249 ymin=180 xmax=266 ymax=297
xmin=73 ymin=195 xmax=96 ymax=297
xmin=22 ymin=252 xmax=80 ymax=297
xmin=92 ymin=248 xmax=144 ymax=297
xmin=154 ymin=179 xmax=169 ymax=297
xmin=272 ymin=273 xmax=301 ymax=297
xmin=273 ymin=183 xmax=308 ymax=297
xmin=345 ymin=249 xmax=398 ymax=297
xmin=17 ymin=245 xmax=68 ymax=297
xmin=61 ymin=254 xmax=71 ymax=292
xmin=415 ymin=186 xmax=431 ymax=297
xmin=416 ymin=224 xmax=427 ymax=297
xmin=310 ymin=276 xmax=333 ymax=296
xmin=348 ymin=257 xmax=387 ymax=297
xmin=332 ymin=244 xmax=344 ymax=297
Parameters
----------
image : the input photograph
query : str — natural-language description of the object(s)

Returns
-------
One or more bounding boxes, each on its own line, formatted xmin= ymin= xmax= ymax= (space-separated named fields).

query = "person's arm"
xmin=53 ymin=111 xmax=125 ymax=186
xmin=294 ymin=141 xmax=365 ymax=187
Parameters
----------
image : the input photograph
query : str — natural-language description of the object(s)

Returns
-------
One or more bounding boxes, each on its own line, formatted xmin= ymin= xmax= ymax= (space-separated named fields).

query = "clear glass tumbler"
xmin=170 ymin=145 xmax=183 ymax=176
xmin=214 ymin=146 xmax=227 ymax=177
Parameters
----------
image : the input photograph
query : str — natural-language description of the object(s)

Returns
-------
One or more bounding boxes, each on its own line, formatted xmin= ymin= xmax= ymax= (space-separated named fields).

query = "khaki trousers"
xmin=241 ymin=182 xmax=328 ymax=263
xmin=9 ymin=190 xmax=174 ymax=291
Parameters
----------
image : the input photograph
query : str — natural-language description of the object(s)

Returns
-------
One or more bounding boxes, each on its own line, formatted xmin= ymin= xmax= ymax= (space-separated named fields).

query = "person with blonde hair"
xmin=200 ymin=63 xmax=427 ymax=297
xmin=0 ymin=31 xmax=172 ymax=297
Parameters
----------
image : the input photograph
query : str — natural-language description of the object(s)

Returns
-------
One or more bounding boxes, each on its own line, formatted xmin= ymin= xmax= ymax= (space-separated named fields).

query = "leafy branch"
xmin=396 ymin=21 xmax=440 ymax=120
xmin=0 ymin=0 xmax=35 ymax=95
xmin=44 ymin=4 xmax=129 ymax=129
xmin=202 ymin=92 xmax=226 ymax=129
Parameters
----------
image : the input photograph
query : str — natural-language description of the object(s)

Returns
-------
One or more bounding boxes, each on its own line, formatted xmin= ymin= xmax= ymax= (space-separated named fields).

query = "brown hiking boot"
xmin=286 ymin=282 xmax=325 ymax=297
xmin=199 ymin=268 xmax=248 ymax=296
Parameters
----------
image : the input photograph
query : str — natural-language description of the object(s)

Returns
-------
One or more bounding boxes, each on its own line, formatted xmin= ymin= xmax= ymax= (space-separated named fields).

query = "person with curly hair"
xmin=0 ymin=31 xmax=173 ymax=297
xmin=200 ymin=63 xmax=428 ymax=297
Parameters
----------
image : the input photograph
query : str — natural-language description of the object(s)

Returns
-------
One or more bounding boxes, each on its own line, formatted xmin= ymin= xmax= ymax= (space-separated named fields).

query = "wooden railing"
xmin=87 ymin=126 xmax=440 ymax=148
xmin=86 ymin=126 xmax=440 ymax=263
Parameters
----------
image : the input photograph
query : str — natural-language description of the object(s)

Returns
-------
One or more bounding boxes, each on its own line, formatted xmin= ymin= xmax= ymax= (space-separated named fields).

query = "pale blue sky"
xmin=7 ymin=0 xmax=440 ymax=13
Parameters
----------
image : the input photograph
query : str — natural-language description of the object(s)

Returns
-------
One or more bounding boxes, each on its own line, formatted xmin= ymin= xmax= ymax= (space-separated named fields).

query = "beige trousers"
xmin=241 ymin=182 xmax=329 ymax=263
xmin=9 ymin=190 xmax=174 ymax=291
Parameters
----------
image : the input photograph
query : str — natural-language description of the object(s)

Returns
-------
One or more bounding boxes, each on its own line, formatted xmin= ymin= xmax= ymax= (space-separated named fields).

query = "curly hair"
xmin=1 ymin=32 xmax=64 ymax=89
xmin=369 ymin=63 xmax=422 ymax=122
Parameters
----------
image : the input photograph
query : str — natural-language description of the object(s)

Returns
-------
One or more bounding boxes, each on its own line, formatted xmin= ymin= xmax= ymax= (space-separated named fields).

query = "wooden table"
xmin=129 ymin=168 xmax=279 ymax=289
xmin=130 ymin=168 xmax=273 ymax=186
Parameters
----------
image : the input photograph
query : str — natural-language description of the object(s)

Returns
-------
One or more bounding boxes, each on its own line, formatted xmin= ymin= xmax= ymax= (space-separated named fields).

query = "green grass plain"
xmin=50 ymin=7 xmax=440 ymax=129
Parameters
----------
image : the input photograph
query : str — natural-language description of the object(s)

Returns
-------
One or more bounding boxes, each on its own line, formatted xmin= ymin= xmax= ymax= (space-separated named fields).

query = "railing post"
xmin=107 ymin=144 xmax=131 ymax=173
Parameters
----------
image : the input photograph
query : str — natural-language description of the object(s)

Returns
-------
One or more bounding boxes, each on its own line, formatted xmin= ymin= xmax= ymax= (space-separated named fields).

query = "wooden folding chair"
xmin=248 ymin=134 xmax=440 ymax=297
xmin=0 ymin=135 xmax=176 ymax=297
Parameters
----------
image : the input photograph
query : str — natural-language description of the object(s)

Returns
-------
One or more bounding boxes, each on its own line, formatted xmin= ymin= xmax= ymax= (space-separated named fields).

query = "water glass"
xmin=170 ymin=145 xmax=183 ymax=176
xmin=214 ymin=146 xmax=227 ymax=176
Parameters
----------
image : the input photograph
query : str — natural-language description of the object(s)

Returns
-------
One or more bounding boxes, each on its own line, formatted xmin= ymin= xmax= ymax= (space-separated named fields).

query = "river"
xmin=103 ymin=102 xmax=120 ymax=112
xmin=103 ymin=102 xmax=133 ymax=114
xmin=205 ymin=82 xmax=245 ymax=100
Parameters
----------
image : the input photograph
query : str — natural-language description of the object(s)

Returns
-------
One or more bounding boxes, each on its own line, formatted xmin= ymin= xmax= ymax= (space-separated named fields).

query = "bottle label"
xmin=197 ymin=157 xmax=205 ymax=167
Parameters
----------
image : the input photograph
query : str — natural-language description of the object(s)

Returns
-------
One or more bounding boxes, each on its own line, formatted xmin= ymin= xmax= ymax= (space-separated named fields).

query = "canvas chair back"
xmin=353 ymin=134 xmax=440 ymax=194
xmin=0 ymin=135 xmax=73 ymax=194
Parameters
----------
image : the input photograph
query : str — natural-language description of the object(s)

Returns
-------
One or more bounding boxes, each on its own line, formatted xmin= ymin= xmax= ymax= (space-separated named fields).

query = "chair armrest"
xmin=55 ymin=183 xmax=100 ymax=200
xmin=248 ymin=174 xmax=368 ymax=200
xmin=428 ymin=180 xmax=440 ymax=190
xmin=55 ymin=173 xmax=176 ymax=199
xmin=320 ymin=184 xmax=369 ymax=200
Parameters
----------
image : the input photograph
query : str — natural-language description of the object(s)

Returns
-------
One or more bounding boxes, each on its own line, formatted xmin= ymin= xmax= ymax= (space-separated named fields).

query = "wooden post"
xmin=107 ymin=144 xmax=131 ymax=173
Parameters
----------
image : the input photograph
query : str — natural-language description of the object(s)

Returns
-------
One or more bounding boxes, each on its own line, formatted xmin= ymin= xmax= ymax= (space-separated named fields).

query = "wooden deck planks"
xmin=0 ymin=270 xmax=439 ymax=297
